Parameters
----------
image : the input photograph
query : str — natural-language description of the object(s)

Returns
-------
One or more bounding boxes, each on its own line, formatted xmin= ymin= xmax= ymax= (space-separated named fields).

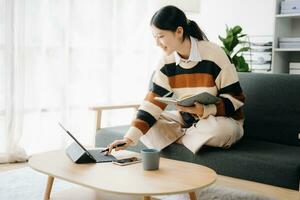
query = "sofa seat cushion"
xmin=164 ymin=138 xmax=300 ymax=190
xmin=95 ymin=126 xmax=300 ymax=190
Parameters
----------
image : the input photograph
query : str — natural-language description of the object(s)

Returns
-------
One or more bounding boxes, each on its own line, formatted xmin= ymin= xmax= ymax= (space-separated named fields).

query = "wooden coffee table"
xmin=29 ymin=150 xmax=217 ymax=200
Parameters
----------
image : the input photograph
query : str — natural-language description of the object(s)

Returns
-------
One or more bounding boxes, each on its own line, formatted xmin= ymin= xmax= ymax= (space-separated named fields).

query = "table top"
xmin=29 ymin=150 xmax=217 ymax=196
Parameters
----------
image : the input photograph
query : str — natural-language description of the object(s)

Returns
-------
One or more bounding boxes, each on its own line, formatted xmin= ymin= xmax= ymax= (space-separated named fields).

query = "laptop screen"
xmin=58 ymin=123 xmax=95 ymax=160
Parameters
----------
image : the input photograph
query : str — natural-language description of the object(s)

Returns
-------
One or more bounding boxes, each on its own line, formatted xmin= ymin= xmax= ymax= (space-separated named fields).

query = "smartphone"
xmin=112 ymin=157 xmax=141 ymax=166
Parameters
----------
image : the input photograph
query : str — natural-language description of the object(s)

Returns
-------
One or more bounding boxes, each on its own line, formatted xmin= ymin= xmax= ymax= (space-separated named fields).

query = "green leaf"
xmin=234 ymin=47 xmax=251 ymax=56
xmin=225 ymin=25 xmax=229 ymax=35
xmin=232 ymin=26 xmax=242 ymax=35
xmin=230 ymin=37 xmax=239 ymax=50
xmin=238 ymin=34 xmax=247 ymax=38
xmin=223 ymin=35 xmax=234 ymax=51
xmin=232 ymin=55 xmax=249 ymax=72
xmin=218 ymin=35 xmax=225 ymax=44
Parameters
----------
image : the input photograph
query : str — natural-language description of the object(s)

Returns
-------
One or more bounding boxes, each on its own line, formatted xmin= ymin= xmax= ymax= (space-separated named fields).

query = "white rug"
xmin=0 ymin=167 xmax=277 ymax=200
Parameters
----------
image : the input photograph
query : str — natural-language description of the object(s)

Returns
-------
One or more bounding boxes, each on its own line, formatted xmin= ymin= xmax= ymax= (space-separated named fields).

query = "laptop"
xmin=59 ymin=123 xmax=117 ymax=163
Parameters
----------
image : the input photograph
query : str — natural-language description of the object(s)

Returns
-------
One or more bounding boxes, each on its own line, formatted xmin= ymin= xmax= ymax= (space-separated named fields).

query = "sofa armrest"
xmin=90 ymin=103 xmax=140 ymax=131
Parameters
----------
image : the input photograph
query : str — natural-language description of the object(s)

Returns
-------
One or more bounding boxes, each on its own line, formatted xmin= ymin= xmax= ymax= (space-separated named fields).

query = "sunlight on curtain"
xmin=0 ymin=0 xmax=28 ymax=162
xmin=0 ymin=2 xmax=4 ymax=153
xmin=0 ymin=0 xmax=200 ymax=159
xmin=20 ymin=0 xmax=160 ymax=154
xmin=0 ymin=0 xmax=160 ymax=157
xmin=0 ymin=0 xmax=5 ymax=155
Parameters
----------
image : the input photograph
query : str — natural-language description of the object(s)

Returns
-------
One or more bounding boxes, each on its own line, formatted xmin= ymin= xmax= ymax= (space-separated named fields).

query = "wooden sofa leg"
xmin=96 ymin=111 xmax=102 ymax=131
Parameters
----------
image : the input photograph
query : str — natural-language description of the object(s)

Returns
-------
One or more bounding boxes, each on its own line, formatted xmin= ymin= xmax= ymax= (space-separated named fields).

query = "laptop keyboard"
xmin=88 ymin=149 xmax=116 ymax=162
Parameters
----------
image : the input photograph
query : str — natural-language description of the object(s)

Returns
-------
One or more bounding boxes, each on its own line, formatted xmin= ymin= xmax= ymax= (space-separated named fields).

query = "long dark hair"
xmin=150 ymin=5 xmax=208 ymax=41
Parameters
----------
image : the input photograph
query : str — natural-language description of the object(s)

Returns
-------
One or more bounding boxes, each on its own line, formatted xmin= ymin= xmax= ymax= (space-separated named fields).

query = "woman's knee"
xmin=205 ymin=128 xmax=233 ymax=147
xmin=204 ymin=117 xmax=242 ymax=147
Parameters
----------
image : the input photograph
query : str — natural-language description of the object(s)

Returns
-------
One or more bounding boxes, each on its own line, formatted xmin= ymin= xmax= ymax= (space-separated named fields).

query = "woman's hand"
xmin=106 ymin=137 xmax=133 ymax=154
xmin=176 ymin=102 xmax=204 ymax=117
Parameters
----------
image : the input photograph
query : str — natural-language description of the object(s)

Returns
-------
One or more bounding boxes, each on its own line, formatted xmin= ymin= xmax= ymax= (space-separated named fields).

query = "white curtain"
xmin=0 ymin=0 xmax=27 ymax=163
xmin=0 ymin=0 xmax=200 ymax=163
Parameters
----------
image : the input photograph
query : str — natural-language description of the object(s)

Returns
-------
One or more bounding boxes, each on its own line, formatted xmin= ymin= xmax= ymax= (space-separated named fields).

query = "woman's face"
xmin=151 ymin=25 xmax=183 ymax=55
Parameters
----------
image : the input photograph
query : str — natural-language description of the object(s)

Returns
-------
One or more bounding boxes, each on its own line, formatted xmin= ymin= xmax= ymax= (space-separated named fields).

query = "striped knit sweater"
xmin=125 ymin=40 xmax=245 ymax=144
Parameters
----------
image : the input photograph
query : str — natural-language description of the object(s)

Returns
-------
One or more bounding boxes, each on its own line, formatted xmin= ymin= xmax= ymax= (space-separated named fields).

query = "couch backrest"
xmin=238 ymin=72 xmax=300 ymax=146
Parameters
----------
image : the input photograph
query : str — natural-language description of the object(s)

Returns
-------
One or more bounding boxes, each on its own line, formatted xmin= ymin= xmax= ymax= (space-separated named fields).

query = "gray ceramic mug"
xmin=141 ymin=148 xmax=160 ymax=170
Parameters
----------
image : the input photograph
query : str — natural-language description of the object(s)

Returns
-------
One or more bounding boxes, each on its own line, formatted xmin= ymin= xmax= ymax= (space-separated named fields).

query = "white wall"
xmin=198 ymin=0 xmax=276 ymax=44
xmin=148 ymin=0 xmax=200 ymax=13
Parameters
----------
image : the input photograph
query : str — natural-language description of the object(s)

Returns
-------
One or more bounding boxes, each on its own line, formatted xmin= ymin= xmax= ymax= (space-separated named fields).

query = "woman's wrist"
xmin=194 ymin=102 xmax=204 ymax=117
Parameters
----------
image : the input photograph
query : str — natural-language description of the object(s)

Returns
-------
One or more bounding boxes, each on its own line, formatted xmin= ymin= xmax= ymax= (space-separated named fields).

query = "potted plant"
xmin=219 ymin=25 xmax=250 ymax=72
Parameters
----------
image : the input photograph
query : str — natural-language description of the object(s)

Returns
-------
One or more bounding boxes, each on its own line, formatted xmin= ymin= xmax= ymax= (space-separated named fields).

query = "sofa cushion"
xmin=238 ymin=73 xmax=300 ymax=147
xmin=176 ymin=139 xmax=300 ymax=190
xmin=95 ymin=126 xmax=300 ymax=190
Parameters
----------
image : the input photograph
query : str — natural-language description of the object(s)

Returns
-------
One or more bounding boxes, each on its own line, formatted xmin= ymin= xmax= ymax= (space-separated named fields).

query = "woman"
xmin=107 ymin=5 xmax=245 ymax=154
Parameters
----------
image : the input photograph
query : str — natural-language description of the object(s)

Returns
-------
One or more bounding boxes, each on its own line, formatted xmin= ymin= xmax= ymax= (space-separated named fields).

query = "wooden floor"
xmin=216 ymin=175 xmax=299 ymax=200
xmin=0 ymin=162 xmax=28 ymax=172
xmin=0 ymin=162 xmax=299 ymax=200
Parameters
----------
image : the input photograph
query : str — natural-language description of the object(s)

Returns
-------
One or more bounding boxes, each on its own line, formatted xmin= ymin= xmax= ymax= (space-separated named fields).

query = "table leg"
xmin=44 ymin=176 xmax=54 ymax=200
xmin=143 ymin=196 xmax=151 ymax=200
xmin=189 ymin=192 xmax=197 ymax=200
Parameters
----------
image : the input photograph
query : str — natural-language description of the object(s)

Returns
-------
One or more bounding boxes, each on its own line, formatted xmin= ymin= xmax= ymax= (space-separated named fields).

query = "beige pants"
xmin=140 ymin=111 xmax=244 ymax=154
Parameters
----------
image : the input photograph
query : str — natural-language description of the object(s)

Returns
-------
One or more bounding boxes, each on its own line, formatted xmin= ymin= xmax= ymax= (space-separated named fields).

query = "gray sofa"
xmin=92 ymin=72 xmax=300 ymax=190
